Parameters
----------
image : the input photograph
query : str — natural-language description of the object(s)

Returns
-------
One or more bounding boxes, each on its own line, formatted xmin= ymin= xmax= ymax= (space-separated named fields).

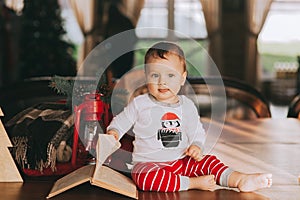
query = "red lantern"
xmin=71 ymin=92 xmax=111 ymax=166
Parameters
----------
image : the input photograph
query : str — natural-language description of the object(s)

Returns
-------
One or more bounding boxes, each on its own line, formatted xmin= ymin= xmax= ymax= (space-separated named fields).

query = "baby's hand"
xmin=106 ymin=129 xmax=119 ymax=141
xmin=185 ymin=145 xmax=203 ymax=161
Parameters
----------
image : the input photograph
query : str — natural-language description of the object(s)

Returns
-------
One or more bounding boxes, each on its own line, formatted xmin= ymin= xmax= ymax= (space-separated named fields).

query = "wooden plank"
xmin=0 ymin=107 xmax=23 ymax=182
xmin=211 ymin=142 xmax=299 ymax=199
xmin=206 ymin=118 xmax=300 ymax=200
xmin=204 ymin=118 xmax=300 ymax=144
xmin=0 ymin=119 xmax=12 ymax=147
xmin=0 ymin=181 xmax=270 ymax=200
xmin=0 ymin=107 xmax=11 ymax=146
xmin=0 ymin=147 xmax=23 ymax=182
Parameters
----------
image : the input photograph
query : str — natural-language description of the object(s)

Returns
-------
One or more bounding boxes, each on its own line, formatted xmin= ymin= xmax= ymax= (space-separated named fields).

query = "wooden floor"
xmin=0 ymin=181 xmax=268 ymax=200
xmin=1 ymin=118 xmax=300 ymax=199
xmin=208 ymin=118 xmax=300 ymax=200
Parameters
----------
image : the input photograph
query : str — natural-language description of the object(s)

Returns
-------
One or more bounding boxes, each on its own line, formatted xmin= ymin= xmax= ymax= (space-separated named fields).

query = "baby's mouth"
xmin=158 ymin=88 xmax=169 ymax=93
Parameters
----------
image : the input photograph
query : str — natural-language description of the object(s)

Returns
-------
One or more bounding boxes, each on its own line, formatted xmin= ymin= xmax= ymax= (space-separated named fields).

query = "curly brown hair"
xmin=144 ymin=41 xmax=187 ymax=72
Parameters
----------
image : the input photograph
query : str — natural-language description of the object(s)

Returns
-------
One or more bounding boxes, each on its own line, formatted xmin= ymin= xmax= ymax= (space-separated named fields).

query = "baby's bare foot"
xmin=238 ymin=173 xmax=272 ymax=192
xmin=189 ymin=175 xmax=217 ymax=191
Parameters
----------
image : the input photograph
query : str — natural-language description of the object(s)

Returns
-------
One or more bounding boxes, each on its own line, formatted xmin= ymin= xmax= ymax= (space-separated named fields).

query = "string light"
xmin=5 ymin=0 xmax=24 ymax=14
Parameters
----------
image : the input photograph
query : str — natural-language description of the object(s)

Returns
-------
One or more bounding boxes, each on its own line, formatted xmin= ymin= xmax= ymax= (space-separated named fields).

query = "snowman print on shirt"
xmin=157 ymin=112 xmax=182 ymax=148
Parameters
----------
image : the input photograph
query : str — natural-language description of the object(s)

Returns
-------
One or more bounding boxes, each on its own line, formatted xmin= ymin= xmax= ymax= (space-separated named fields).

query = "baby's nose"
xmin=159 ymin=76 xmax=167 ymax=85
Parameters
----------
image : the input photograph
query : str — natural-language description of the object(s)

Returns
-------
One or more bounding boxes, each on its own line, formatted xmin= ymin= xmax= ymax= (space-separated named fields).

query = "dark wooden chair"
xmin=184 ymin=77 xmax=272 ymax=119
xmin=287 ymin=94 xmax=300 ymax=118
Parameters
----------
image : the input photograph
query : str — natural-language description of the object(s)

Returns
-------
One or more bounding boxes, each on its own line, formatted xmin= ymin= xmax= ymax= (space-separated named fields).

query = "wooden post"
xmin=0 ymin=107 xmax=23 ymax=182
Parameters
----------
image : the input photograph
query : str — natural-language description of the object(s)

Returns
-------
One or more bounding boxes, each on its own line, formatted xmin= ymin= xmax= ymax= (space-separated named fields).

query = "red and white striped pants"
xmin=131 ymin=155 xmax=229 ymax=192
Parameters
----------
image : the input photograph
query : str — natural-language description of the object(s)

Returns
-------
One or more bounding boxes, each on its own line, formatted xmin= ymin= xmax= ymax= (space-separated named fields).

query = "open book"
xmin=47 ymin=134 xmax=138 ymax=199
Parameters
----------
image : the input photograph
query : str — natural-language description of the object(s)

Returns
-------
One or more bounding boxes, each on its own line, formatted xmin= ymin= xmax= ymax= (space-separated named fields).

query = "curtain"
xmin=120 ymin=0 xmax=145 ymax=27
xmin=199 ymin=0 xmax=222 ymax=75
xmin=68 ymin=0 xmax=98 ymax=73
xmin=245 ymin=0 xmax=273 ymax=85
xmin=69 ymin=0 xmax=144 ymax=75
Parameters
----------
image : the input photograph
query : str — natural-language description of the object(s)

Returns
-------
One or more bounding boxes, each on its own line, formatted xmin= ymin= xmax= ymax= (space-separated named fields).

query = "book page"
xmin=96 ymin=134 xmax=121 ymax=166
xmin=47 ymin=134 xmax=132 ymax=199
xmin=47 ymin=165 xmax=95 ymax=199
xmin=92 ymin=134 xmax=138 ymax=199
xmin=92 ymin=165 xmax=138 ymax=199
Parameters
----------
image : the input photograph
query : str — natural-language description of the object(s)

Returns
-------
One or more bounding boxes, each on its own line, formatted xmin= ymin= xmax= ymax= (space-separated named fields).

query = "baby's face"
xmin=145 ymin=54 xmax=187 ymax=104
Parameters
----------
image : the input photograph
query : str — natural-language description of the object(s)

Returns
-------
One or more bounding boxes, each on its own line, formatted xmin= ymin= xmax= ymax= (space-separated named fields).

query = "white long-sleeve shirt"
xmin=107 ymin=94 xmax=206 ymax=163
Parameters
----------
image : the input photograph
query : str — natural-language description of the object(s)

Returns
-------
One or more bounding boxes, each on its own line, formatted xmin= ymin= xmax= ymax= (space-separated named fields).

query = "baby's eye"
xmin=151 ymin=73 xmax=159 ymax=78
xmin=168 ymin=74 xmax=175 ymax=78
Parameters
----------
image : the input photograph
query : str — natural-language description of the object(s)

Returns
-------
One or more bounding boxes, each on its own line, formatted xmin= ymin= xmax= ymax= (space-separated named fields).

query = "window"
xmin=258 ymin=0 xmax=300 ymax=79
xmin=174 ymin=0 xmax=207 ymax=38
xmin=135 ymin=0 xmax=209 ymax=77
xmin=136 ymin=0 xmax=169 ymax=38
xmin=136 ymin=0 xmax=207 ymax=39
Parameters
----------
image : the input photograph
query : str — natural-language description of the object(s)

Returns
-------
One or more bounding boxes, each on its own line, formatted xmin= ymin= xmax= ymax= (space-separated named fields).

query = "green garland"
xmin=49 ymin=75 xmax=128 ymax=111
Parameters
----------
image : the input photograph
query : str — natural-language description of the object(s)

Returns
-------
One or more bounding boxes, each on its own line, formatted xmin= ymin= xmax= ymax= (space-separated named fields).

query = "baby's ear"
xmin=181 ymin=71 xmax=187 ymax=86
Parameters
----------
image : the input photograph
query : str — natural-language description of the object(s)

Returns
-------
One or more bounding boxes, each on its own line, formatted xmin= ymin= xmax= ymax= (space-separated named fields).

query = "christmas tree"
xmin=0 ymin=107 xmax=23 ymax=182
xmin=18 ymin=0 xmax=76 ymax=79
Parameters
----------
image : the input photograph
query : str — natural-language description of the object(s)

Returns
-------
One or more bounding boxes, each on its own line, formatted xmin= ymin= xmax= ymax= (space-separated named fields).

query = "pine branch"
xmin=49 ymin=75 xmax=74 ymax=96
